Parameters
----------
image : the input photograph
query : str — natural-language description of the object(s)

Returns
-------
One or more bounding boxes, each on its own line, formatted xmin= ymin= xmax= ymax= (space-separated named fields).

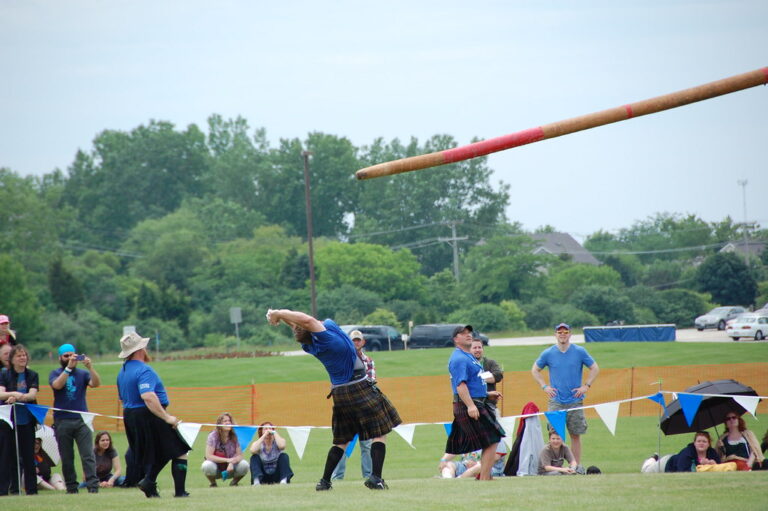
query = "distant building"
xmin=530 ymin=232 xmax=600 ymax=266
xmin=719 ymin=240 xmax=766 ymax=259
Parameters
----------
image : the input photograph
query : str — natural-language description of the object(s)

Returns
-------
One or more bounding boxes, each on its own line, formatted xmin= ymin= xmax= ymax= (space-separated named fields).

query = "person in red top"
xmin=0 ymin=315 xmax=17 ymax=347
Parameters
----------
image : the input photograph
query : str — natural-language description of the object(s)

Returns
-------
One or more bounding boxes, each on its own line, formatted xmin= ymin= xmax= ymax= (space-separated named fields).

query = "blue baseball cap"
xmin=555 ymin=323 xmax=571 ymax=331
xmin=58 ymin=343 xmax=76 ymax=356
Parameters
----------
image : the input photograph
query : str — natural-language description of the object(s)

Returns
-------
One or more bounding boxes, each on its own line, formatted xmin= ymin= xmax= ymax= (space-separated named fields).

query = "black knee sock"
xmin=171 ymin=458 xmax=187 ymax=495
xmin=322 ymin=446 xmax=345 ymax=482
xmin=370 ymin=442 xmax=386 ymax=478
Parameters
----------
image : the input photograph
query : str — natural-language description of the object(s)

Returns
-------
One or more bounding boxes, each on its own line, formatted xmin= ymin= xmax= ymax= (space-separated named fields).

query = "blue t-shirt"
xmin=49 ymin=367 xmax=91 ymax=420
xmin=117 ymin=360 xmax=169 ymax=409
xmin=448 ymin=348 xmax=487 ymax=398
xmin=535 ymin=344 xmax=595 ymax=404
xmin=14 ymin=372 xmax=33 ymax=425
xmin=302 ymin=319 xmax=356 ymax=385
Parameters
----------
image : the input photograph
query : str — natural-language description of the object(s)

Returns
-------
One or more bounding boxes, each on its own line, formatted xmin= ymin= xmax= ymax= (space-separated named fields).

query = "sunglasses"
xmin=726 ymin=416 xmax=738 ymax=420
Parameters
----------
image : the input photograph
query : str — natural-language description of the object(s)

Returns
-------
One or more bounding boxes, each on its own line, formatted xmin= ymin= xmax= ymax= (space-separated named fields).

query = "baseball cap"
xmin=0 ymin=315 xmax=9 ymax=324
xmin=451 ymin=324 xmax=473 ymax=338
xmin=58 ymin=343 xmax=76 ymax=356
xmin=349 ymin=330 xmax=364 ymax=341
xmin=555 ymin=323 xmax=571 ymax=331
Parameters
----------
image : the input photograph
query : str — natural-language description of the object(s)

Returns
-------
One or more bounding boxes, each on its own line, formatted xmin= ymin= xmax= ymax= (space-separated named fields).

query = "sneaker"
xmin=88 ymin=488 xmax=99 ymax=494
xmin=364 ymin=475 xmax=388 ymax=490
xmin=66 ymin=488 xmax=79 ymax=494
xmin=174 ymin=491 xmax=190 ymax=498
xmin=315 ymin=478 xmax=332 ymax=491
xmin=137 ymin=478 xmax=159 ymax=498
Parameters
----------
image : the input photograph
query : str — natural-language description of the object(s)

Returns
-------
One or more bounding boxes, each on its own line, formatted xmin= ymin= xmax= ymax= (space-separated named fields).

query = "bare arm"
xmin=267 ymin=309 xmax=324 ymax=332
xmin=532 ymin=362 xmax=556 ymax=399
xmin=140 ymin=391 xmax=178 ymax=426
xmin=456 ymin=382 xmax=479 ymax=420
xmin=51 ymin=357 xmax=78 ymax=390
xmin=273 ymin=431 xmax=287 ymax=451
xmin=85 ymin=357 xmax=101 ymax=388
xmin=573 ymin=362 xmax=600 ymax=399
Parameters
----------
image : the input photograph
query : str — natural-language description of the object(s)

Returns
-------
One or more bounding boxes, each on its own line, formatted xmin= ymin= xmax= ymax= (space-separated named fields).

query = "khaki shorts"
xmin=548 ymin=400 xmax=588 ymax=435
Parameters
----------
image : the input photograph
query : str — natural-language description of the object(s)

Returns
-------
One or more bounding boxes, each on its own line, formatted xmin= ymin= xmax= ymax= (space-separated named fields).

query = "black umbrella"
xmin=660 ymin=379 xmax=759 ymax=435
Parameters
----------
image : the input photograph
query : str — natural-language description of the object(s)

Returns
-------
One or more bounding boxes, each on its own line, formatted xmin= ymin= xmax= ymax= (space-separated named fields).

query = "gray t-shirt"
xmin=538 ymin=443 xmax=575 ymax=474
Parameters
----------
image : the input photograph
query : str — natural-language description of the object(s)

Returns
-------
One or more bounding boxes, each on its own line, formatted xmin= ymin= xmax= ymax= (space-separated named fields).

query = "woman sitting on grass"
xmin=93 ymin=431 xmax=125 ymax=487
xmin=715 ymin=413 xmax=764 ymax=470
xmin=249 ymin=422 xmax=293 ymax=485
xmin=201 ymin=412 xmax=249 ymax=487
xmin=34 ymin=438 xmax=65 ymax=490
xmin=641 ymin=431 xmax=720 ymax=472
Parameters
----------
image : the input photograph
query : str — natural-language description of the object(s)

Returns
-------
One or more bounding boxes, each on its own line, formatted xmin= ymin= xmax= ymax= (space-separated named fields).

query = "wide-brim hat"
xmin=118 ymin=332 xmax=150 ymax=359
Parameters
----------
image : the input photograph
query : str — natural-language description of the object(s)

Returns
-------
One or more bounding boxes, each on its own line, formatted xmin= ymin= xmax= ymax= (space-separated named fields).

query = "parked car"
xmin=407 ymin=324 xmax=489 ymax=349
xmin=339 ymin=325 xmax=406 ymax=351
xmin=694 ymin=306 xmax=746 ymax=331
xmin=725 ymin=313 xmax=768 ymax=341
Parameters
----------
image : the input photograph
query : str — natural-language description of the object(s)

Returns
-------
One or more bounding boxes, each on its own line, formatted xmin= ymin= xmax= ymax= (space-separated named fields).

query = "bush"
xmin=499 ymin=300 xmax=526 ymax=331
xmin=570 ymin=285 xmax=636 ymax=325
xmin=521 ymin=298 xmax=555 ymax=330
xmin=363 ymin=308 xmax=401 ymax=330
xmin=447 ymin=303 xmax=510 ymax=332
xmin=549 ymin=304 xmax=599 ymax=328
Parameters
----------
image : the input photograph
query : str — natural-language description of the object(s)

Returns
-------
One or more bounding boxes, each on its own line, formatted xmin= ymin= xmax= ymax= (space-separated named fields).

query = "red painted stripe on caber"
xmin=762 ymin=67 xmax=768 ymax=83
xmin=624 ymin=104 xmax=634 ymax=118
xmin=442 ymin=127 xmax=545 ymax=163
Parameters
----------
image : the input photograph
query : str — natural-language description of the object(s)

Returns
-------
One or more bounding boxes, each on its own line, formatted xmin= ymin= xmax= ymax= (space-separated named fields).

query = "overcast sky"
xmin=2 ymin=0 xmax=766 ymax=240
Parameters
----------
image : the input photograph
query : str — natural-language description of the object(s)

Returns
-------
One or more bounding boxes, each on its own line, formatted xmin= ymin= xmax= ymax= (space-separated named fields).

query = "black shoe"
xmin=66 ymin=488 xmax=79 ymax=494
xmin=364 ymin=475 xmax=388 ymax=490
xmin=315 ymin=478 xmax=332 ymax=491
xmin=26 ymin=489 xmax=38 ymax=496
xmin=174 ymin=491 xmax=190 ymax=498
xmin=138 ymin=478 xmax=159 ymax=498
xmin=88 ymin=488 xmax=99 ymax=494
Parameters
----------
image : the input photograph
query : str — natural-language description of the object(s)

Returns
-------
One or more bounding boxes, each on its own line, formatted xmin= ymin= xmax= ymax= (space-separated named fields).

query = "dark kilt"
xmin=123 ymin=407 xmax=190 ymax=470
xmin=445 ymin=399 xmax=505 ymax=455
xmin=330 ymin=379 xmax=401 ymax=444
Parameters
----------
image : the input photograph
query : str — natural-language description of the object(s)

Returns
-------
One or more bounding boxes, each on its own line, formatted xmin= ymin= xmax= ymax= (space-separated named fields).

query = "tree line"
xmin=1 ymin=114 xmax=766 ymax=357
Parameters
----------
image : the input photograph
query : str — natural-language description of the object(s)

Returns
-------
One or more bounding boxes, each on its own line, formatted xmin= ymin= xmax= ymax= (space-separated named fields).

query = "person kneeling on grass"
xmin=249 ymin=422 xmax=294 ymax=485
xmin=538 ymin=431 xmax=579 ymax=475
xmin=201 ymin=412 xmax=249 ymax=487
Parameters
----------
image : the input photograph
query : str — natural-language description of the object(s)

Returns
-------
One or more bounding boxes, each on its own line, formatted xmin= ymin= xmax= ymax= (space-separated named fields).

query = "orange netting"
xmin=33 ymin=363 xmax=768 ymax=430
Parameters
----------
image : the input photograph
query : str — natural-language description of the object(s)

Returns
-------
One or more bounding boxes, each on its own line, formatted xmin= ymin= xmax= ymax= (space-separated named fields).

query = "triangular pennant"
xmin=443 ymin=423 xmax=452 ymax=437
xmin=80 ymin=412 xmax=96 ymax=432
xmin=544 ymin=410 xmax=567 ymax=441
xmin=647 ymin=392 xmax=666 ymax=410
xmin=594 ymin=402 xmax=620 ymax=436
xmin=733 ymin=396 xmax=760 ymax=419
xmin=286 ymin=427 xmax=311 ymax=460
xmin=0 ymin=405 xmax=12 ymax=428
xmin=392 ymin=424 xmax=416 ymax=448
xmin=35 ymin=425 xmax=61 ymax=465
xmin=233 ymin=426 xmax=258 ymax=451
xmin=678 ymin=394 xmax=704 ymax=427
xmin=176 ymin=422 xmax=202 ymax=449
xmin=25 ymin=403 xmax=50 ymax=425
xmin=345 ymin=434 xmax=359 ymax=457
xmin=498 ymin=417 xmax=516 ymax=448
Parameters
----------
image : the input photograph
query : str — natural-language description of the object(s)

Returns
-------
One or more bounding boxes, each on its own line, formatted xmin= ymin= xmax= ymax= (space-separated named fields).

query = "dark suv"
xmin=408 ymin=324 xmax=489 ymax=349
xmin=340 ymin=325 xmax=406 ymax=351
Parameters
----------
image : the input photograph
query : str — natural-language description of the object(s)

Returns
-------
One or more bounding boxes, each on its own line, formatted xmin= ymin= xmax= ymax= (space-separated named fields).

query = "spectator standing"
xmin=531 ymin=323 xmax=599 ymax=464
xmin=49 ymin=343 xmax=101 ymax=493
xmin=332 ymin=329 xmax=375 ymax=481
xmin=470 ymin=338 xmax=503 ymax=416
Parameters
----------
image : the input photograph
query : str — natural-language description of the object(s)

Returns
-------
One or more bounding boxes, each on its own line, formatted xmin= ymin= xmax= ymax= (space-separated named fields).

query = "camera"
xmin=76 ymin=354 xmax=86 ymax=361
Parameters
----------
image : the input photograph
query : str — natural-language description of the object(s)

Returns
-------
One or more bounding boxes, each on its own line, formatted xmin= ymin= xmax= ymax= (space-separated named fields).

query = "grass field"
xmin=7 ymin=342 xmax=767 ymax=509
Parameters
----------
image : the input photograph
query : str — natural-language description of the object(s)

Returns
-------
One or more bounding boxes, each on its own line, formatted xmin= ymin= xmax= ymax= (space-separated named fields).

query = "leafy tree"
xmin=656 ymin=289 xmax=710 ymax=327
xmin=184 ymin=197 xmax=266 ymax=242
xmin=641 ymin=260 xmax=685 ymax=290
xmin=422 ymin=269 xmax=466 ymax=318
xmin=447 ymin=303 xmax=510 ymax=332
xmin=696 ymin=252 xmax=757 ymax=305
xmin=570 ymin=285 xmax=636 ymax=325
xmin=279 ymin=248 xmax=311 ymax=290
xmin=547 ymin=264 xmax=623 ymax=303
xmin=549 ymin=304 xmax=599 ymax=329
xmin=362 ymin=308 xmax=401 ymax=330
xmin=0 ymin=254 xmax=42 ymax=341
xmin=316 ymin=284 xmax=383 ymax=325
xmin=136 ymin=282 xmax=162 ymax=320
xmin=521 ymin=298 xmax=556 ymax=330
xmin=600 ymin=254 xmax=643 ymax=287
xmin=48 ymin=258 xmax=84 ymax=313
xmin=499 ymin=300 xmax=527 ymax=331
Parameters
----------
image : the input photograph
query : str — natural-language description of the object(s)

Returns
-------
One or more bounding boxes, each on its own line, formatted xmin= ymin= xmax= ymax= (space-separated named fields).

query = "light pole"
xmin=303 ymin=151 xmax=318 ymax=317
xmin=737 ymin=179 xmax=749 ymax=262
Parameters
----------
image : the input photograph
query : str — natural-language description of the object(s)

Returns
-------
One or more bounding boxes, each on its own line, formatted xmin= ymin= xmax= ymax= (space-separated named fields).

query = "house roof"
xmin=719 ymin=240 xmax=766 ymax=257
xmin=530 ymin=232 xmax=600 ymax=265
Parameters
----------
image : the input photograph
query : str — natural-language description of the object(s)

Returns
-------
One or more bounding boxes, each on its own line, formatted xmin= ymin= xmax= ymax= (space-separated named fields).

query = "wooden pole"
xmin=356 ymin=67 xmax=768 ymax=180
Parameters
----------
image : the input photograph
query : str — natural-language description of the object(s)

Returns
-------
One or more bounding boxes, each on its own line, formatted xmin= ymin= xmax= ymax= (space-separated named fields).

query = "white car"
xmin=726 ymin=314 xmax=768 ymax=341
xmin=694 ymin=306 xmax=746 ymax=331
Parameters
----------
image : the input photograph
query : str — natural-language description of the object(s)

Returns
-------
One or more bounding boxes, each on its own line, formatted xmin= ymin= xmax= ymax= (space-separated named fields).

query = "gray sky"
xmin=2 ymin=0 xmax=766 ymax=239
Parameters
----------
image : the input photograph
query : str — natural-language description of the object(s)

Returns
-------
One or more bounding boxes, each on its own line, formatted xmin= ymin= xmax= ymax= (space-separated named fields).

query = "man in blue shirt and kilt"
xmin=267 ymin=308 xmax=401 ymax=491
xmin=445 ymin=325 xmax=505 ymax=480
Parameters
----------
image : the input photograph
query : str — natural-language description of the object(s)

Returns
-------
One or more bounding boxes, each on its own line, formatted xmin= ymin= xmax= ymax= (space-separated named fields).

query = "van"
xmin=408 ymin=324 xmax=489 ymax=349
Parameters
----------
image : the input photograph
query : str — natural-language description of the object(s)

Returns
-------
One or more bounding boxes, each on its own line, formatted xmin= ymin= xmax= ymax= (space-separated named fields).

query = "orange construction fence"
xmin=34 ymin=363 xmax=767 ymax=431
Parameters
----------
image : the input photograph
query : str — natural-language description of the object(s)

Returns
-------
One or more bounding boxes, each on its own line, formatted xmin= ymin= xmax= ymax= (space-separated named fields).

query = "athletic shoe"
xmin=137 ymin=478 xmax=160 ymax=498
xmin=364 ymin=475 xmax=388 ymax=490
xmin=174 ymin=491 xmax=190 ymax=498
xmin=66 ymin=488 xmax=79 ymax=494
xmin=88 ymin=487 xmax=99 ymax=493
xmin=315 ymin=478 xmax=332 ymax=491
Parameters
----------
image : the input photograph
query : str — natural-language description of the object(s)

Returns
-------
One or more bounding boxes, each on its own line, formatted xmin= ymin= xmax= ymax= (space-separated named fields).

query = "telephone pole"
xmin=737 ymin=179 xmax=749 ymax=263
xmin=438 ymin=221 xmax=467 ymax=281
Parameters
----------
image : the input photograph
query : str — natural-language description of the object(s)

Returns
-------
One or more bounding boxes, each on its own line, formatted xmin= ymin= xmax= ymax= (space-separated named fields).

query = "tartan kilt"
xmin=330 ymin=379 xmax=402 ymax=444
xmin=445 ymin=399 xmax=505 ymax=455
xmin=123 ymin=407 xmax=191 ymax=469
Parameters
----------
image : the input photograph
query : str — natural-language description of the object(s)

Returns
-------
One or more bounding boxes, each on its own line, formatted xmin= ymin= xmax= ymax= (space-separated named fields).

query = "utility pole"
xmin=303 ymin=151 xmax=318 ymax=317
xmin=737 ymin=179 xmax=749 ymax=263
xmin=438 ymin=221 xmax=467 ymax=281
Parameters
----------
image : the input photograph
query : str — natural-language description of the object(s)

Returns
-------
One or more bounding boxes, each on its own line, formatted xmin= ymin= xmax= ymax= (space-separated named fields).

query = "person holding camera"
xmin=49 ymin=343 xmax=101 ymax=493
xmin=249 ymin=422 xmax=293 ymax=485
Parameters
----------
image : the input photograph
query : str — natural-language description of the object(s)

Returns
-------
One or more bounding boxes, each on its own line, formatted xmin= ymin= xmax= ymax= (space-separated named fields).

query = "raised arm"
xmin=266 ymin=309 xmax=324 ymax=332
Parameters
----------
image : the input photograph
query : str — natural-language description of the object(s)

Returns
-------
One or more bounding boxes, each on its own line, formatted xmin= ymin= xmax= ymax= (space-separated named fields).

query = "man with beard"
xmin=49 ymin=343 xmax=101 ymax=493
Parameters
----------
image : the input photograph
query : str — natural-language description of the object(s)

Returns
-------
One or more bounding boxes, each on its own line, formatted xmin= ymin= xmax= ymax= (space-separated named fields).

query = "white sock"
xmin=279 ymin=478 xmax=287 ymax=484
xmin=252 ymin=479 xmax=260 ymax=486
xmin=441 ymin=467 xmax=453 ymax=478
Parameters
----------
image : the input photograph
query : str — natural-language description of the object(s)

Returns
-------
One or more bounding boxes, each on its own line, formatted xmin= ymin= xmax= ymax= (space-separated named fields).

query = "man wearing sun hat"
xmin=0 ymin=315 xmax=17 ymax=346
xmin=531 ymin=323 xmax=600 ymax=465
xmin=117 ymin=331 xmax=190 ymax=498
xmin=49 ymin=343 xmax=101 ymax=493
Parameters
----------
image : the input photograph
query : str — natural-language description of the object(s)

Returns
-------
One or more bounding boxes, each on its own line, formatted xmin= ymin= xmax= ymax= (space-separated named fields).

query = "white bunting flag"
xmin=286 ymin=427 xmax=311 ymax=460
xmin=0 ymin=405 xmax=12 ymax=428
xmin=80 ymin=412 xmax=96 ymax=431
xmin=733 ymin=395 xmax=760 ymax=419
xmin=393 ymin=424 xmax=416 ymax=448
xmin=498 ymin=416 xmax=517 ymax=449
xmin=594 ymin=401 xmax=620 ymax=436
xmin=176 ymin=422 xmax=202 ymax=449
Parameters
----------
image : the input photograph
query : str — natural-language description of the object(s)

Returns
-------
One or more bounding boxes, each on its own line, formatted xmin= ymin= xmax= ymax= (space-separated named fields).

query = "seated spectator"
xmin=34 ymin=438 xmax=65 ymax=490
xmin=249 ymin=422 xmax=293 ymax=485
xmin=491 ymin=440 xmax=508 ymax=478
xmin=761 ymin=428 xmax=768 ymax=470
xmin=641 ymin=431 xmax=721 ymax=473
xmin=93 ymin=431 xmax=125 ymax=488
xmin=201 ymin=413 xmax=249 ymax=487
xmin=715 ymin=413 xmax=764 ymax=471
xmin=438 ymin=451 xmax=481 ymax=479
xmin=538 ymin=431 xmax=578 ymax=475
